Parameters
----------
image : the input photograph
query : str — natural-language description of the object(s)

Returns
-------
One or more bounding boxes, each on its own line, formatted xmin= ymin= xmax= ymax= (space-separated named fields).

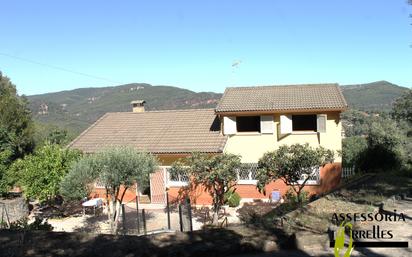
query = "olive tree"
xmin=170 ymin=152 xmax=241 ymax=225
xmin=61 ymin=147 xmax=158 ymax=231
xmin=256 ymin=143 xmax=334 ymax=204
xmin=60 ymin=157 xmax=96 ymax=201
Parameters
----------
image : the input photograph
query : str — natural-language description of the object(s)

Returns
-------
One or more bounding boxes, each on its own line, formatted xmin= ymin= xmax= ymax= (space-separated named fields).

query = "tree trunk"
xmin=212 ymin=206 xmax=219 ymax=225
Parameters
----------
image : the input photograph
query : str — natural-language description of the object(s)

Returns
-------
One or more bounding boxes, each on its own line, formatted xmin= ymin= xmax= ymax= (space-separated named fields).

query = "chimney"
xmin=131 ymin=100 xmax=146 ymax=113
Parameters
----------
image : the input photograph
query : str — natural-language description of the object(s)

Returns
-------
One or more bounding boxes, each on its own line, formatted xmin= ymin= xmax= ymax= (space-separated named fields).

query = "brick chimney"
xmin=131 ymin=100 xmax=145 ymax=113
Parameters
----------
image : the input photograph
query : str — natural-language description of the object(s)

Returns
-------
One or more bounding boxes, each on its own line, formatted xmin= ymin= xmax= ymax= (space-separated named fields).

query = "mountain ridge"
xmin=27 ymin=81 xmax=410 ymax=136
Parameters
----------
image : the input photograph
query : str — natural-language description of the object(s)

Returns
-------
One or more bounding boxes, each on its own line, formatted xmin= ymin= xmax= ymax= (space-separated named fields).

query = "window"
xmin=236 ymin=116 xmax=261 ymax=132
xmin=297 ymin=167 xmax=320 ymax=185
xmin=166 ymin=167 xmax=189 ymax=186
xmin=169 ymin=170 xmax=189 ymax=183
xmin=236 ymin=163 xmax=258 ymax=184
xmin=292 ymin=115 xmax=317 ymax=131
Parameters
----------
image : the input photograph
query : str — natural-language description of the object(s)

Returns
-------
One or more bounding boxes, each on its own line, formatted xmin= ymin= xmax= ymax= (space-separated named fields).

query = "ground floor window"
xmin=297 ymin=167 xmax=320 ymax=185
xmin=164 ymin=166 xmax=189 ymax=187
xmin=236 ymin=163 xmax=258 ymax=184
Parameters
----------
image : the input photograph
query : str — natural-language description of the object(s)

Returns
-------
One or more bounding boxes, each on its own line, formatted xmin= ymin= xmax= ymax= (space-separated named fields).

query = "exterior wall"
xmin=234 ymin=162 xmax=341 ymax=201
xmin=90 ymin=185 xmax=137 ymax=202
xmin=166 ymin=162 xmax=341 ymax=205
xmin=223 ymin=111 xmax=342 ymax=162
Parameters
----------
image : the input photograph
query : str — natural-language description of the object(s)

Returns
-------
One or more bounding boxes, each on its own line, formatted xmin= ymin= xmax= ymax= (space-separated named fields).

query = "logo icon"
xmin=334 ymin=222 xmax=354 ymax=257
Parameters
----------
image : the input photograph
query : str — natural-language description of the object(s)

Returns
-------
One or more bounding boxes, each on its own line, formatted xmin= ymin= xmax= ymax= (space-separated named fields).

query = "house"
xmin=68 ymin=83 xmax=347 ymax=205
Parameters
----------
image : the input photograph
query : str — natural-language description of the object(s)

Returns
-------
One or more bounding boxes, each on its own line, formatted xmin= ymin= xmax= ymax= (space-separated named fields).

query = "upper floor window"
xmin=236 ymin=116 xmax=261 ymax=132
xmin=292 ymin=115 xmax=317 ymax=131
xmin=280 ymin=114 xmax=327 ymax=134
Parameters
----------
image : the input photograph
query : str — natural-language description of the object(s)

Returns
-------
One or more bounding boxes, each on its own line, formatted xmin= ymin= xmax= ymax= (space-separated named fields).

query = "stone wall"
xmin=0 ymin=197 xmax=29 ymax=224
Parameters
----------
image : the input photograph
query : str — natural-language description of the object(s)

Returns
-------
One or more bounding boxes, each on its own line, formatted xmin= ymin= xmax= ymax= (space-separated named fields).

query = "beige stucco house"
xmin=69 ymin=83 xmax=347 ymax=205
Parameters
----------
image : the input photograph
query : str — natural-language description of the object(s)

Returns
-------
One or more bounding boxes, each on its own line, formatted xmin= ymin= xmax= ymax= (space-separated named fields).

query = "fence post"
xmin=166 ymin=190 xmax=171 ymax=230
xmin=178 ymin=204 xmax=183 ymax=232
xmin=142 ymin=209 xmax=147 ymax=235
xmin=121 ymin=204 xmax=126 ymax=234
xmin=135 ymin=196 xmax=140 ymax=234
xmin=186 ymin=197 xmax=193 ymax=232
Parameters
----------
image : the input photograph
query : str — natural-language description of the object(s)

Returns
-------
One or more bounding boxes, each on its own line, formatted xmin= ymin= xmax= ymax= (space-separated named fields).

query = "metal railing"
xmin=342 ymin=166 xmax=356 ymax=178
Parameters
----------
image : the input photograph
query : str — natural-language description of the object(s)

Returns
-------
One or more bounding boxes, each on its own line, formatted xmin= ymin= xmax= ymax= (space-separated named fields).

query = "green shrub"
xmin=7 ymin=144 xmax=81 ymax=202
xmin=284 ymin=188 xmax=309 ymax=205
xmin=358 ymin=119 xmax=406 ymax=172
xmin=60 ymin=158 xmax=96 ymax=201
xmin=9 ymin=217 xmax=53 ymax=231
xmin=342 ymin=136 xmax=367 ymax=168
xmin=224 ymin=190 xmax=241 ymax=207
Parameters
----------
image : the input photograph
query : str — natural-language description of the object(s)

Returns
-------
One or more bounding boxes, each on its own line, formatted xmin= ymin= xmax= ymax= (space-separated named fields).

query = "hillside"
xmin=27 ymin=81 xmax=409 ymax=137
xmin=27 ymin=83 xmax=222 ymax=135
xmin=341 ymin=80 xmax=409 ymax=111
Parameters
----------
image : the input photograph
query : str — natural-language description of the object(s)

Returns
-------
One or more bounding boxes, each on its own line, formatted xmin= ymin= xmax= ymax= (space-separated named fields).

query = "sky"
xmin=0 ymin=0 xmax=411 ymax=95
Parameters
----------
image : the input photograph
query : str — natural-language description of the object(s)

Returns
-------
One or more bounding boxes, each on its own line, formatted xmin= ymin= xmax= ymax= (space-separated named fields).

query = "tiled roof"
xmin=68 ymin=109 xmax=227 ymax=154
xmin=215 ymin=84 xmax=347 ymax=113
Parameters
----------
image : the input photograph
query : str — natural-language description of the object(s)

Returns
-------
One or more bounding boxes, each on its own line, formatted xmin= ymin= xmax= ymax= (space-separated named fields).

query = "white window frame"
xmin=296 ymin=167 xmax=320 ymax=185
xmin=163 ymin=166 xmax=189 ymax=187
xmin=236 ymin=163 xmax=259 ymax=185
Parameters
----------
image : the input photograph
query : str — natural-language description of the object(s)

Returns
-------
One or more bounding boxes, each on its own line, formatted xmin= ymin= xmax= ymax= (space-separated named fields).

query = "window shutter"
xmin=317 ymin=114 xmax=327 ymax=133
xmin=280 ymin=115 xmax=292 ymax=134
xmin=223 ymin=116 xmax=236 ymax=135
xmin=260 ymin=115 xmax=274 ymax=134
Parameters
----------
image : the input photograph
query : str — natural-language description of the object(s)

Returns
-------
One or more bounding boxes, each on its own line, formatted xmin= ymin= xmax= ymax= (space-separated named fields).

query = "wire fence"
xmin=119 ymin=193 xmax=193 ymax=235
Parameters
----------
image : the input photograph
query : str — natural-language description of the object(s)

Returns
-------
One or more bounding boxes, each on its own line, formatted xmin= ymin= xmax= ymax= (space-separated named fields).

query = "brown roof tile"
xmin=215 ymin=84 xmax=347 ymax=113
xmin=68 ymin=109 xmax=227 ymax=154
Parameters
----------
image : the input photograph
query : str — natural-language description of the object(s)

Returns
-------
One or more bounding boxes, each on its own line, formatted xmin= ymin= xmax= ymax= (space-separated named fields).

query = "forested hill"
xmin=27 ymin=83 xmax=222 ymax=135
xmin=341 ymin=80 xmax=409 ymax=111
xmin=27 ymin=81 xmax=409 ymax=136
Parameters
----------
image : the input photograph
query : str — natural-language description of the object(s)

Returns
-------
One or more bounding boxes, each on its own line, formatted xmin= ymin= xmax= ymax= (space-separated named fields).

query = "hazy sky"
xmin=0 ymin=0 xmax=411 ymax=95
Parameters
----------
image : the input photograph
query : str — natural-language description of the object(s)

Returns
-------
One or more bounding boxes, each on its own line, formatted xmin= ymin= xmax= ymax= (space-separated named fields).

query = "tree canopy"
xmin=256 ymin=143 xmax=334 ymax=203
xmin=0 ymin=72 xmax=35 ymax=195
xmin=170 ymin=152 xmax=241 ymax=224
xmin=7 ymin=143 xmax=81 ymax=202
xmin=0 ymin=72 xmax=35 ymax=161
xmin=391 ymin=90 xmax=412 ymax=125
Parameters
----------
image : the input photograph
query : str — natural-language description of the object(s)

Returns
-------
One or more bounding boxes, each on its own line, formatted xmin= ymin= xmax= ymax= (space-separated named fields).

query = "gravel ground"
xmin=47 ymin=204 xmax=242 ymax=234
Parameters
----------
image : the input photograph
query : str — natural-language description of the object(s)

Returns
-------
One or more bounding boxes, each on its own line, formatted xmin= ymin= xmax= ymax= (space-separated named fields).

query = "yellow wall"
xmin=223 ymin=111 xmax=342 ymax=162
xmin=157 ymin=155 xmax=188 ymax=165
